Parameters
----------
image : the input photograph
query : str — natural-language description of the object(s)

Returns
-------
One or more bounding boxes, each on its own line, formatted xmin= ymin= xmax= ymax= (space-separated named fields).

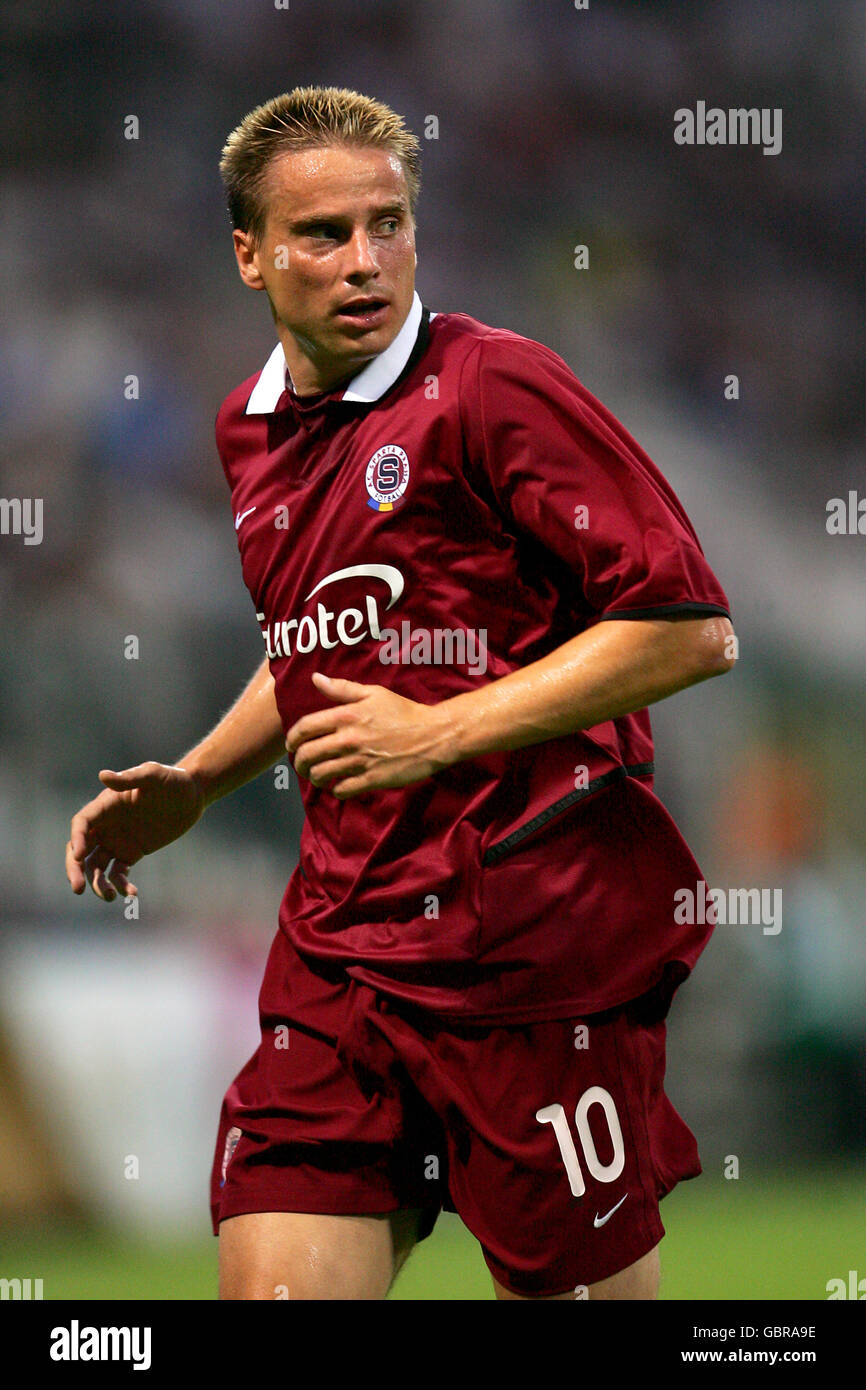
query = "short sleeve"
xmin=462 ymin=333 xmax=730 ymax=622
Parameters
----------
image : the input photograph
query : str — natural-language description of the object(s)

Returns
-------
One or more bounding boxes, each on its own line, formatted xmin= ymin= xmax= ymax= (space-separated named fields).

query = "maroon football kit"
xmin=209 ymin=293 xmax=731 ymax=1294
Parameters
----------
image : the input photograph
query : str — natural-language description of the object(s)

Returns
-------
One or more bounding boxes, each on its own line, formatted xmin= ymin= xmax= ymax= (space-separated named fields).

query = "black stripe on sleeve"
xmin=598 ymin=602 xmax=731 ymax=621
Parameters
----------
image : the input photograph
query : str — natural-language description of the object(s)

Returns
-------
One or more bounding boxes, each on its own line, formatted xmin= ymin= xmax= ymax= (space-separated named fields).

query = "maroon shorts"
xmin=210 ymin=929 xmax=701 ymax=1297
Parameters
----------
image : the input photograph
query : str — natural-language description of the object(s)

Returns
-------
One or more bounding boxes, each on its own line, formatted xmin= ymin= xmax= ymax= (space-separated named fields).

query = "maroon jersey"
xmin=215 ymin=294 xmax=730 ymax=1022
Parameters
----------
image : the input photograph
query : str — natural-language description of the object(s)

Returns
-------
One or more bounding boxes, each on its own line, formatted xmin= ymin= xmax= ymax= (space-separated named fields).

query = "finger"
xmin=330 ymin=774 xmax=376 ymax=801
xmin=107 ymin=860 xmax=136 ymax=897
xmin=98 ymin=764 xmax=154 ymax=790
xmin=311 ymin=672 xmax=372 ymax=703
xmin=307 ymin=755 xmax=367 ymax=789
xmin=293 ymin=734 xmax=357 ymax=781
xmin=86 ymin=848 xmax=116 ymax=902
xmin=69 ymin=810 xmax=97 ymax=863
xmin=66 ymin=839 xmax=87 ymax=894
xmin=285 ymin=709 xmax=353 ymax=758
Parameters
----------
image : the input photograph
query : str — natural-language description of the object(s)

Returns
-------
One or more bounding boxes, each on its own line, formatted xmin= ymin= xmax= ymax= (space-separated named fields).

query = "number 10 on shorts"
xmin=536 ymin=1087 xmax=626 ymax=1197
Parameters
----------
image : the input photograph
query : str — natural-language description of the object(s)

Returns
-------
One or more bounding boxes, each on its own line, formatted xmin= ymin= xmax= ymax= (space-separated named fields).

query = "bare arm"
xmin=285 ymin=614 xmax=736 ymax=796
xmin=66 ymin=656 xmax=285 ymax=901
xmin=432 ymin=613 xmax=735 ymax=762
xmin=177 ymin=655 xmax=286 ymax=807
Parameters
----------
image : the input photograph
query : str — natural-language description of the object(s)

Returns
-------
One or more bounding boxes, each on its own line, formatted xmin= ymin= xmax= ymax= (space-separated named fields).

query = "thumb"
xmin=98 ymin=765 xmax=155 ymax=789
xmin=311 ymin=672 xmax=370 ymax=703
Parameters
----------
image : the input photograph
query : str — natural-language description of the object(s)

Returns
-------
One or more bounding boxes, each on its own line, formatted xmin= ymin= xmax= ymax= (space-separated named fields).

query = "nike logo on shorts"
xmin=593 ymin=1193 xmax=628 ymax=1228
xmin=235 ymin=507 xmax=257 ymax=530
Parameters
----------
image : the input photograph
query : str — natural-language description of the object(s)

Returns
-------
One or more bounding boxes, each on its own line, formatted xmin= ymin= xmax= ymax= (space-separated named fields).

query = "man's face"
xmin=233 ymin=143 xmax=416 ymax=394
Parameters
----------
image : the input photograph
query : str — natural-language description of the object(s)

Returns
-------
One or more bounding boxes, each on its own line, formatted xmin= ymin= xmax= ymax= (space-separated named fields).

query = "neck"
xmin=280 ymin=339 xmax=378 ymax=397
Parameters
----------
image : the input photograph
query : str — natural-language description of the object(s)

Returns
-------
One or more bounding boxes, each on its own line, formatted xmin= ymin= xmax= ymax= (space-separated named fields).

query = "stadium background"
xmin=1 ymin=0 xmax=863 ymax=1299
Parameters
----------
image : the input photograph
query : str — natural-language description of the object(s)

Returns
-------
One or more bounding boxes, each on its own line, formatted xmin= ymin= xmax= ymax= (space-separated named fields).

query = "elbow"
xmin=695 ymin=616 xmax=737 ymax=679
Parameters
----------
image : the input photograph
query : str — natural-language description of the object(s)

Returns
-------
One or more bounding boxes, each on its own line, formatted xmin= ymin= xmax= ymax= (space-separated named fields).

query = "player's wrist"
xmin=175 ymin=759 xmax=217 ymax=811
xmin=425 ymin=694 xmax=478 ymax=769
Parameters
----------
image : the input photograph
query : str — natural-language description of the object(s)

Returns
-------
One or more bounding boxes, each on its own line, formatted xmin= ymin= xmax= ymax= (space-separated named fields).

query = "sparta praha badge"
xmin=365 ymin=445 xmax=410 ymax=511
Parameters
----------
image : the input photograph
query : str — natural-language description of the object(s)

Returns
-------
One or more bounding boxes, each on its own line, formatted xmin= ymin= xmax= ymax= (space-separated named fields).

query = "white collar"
xmin=245 ymin=291 xmax=424 ymax=414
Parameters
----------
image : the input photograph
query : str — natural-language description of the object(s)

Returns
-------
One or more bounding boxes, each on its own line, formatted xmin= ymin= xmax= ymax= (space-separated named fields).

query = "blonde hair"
xmin=219 ymin=86 xmax=422 ymax=244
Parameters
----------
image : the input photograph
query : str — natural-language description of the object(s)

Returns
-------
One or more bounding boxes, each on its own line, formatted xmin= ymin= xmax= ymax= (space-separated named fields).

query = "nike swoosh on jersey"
xmin=593 ymin=1193 xmax=628 ymax=1228
xmin=235 ymin=507 xmax=257 ymax=530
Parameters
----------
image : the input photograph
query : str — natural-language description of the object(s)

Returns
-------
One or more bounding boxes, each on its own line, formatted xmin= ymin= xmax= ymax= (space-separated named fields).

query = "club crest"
xmin=365 ymin=445 xmax=409 ymax=511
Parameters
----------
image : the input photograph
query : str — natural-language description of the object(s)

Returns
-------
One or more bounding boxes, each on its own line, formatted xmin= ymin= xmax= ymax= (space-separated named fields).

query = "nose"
xmin=344 ymin=227 xmax=379 ymax=283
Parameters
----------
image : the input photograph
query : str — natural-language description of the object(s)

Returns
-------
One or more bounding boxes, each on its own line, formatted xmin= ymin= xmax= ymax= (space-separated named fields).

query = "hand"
xmin=285 ymin=673 xmax=456 ymax=799
xmin=66 ymin=762 xmax=207 ymax=902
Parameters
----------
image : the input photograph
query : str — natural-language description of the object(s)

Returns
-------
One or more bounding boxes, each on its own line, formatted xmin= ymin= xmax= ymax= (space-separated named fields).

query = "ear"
xmin=232 ymin=229 xmax=267 ymax=292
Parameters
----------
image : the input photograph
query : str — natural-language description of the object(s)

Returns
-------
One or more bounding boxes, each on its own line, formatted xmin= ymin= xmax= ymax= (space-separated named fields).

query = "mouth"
xmin=335 ymin=297 xmax=390 ymax=328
